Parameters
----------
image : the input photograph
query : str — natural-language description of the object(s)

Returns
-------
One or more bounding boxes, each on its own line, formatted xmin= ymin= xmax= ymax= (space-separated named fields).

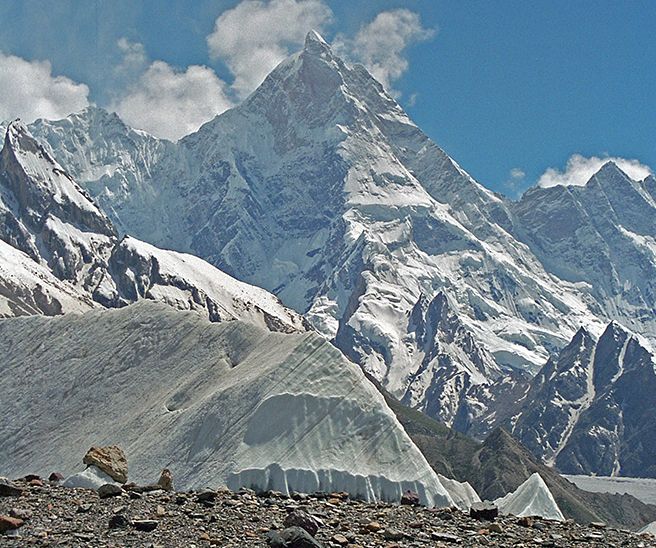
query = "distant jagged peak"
xmin=304 ymin=29 xmax=331 ymax=54
xmin=1 ymin=120 xmax=115 ymax=236
xmin=4 ymin=119 xmax=61 ymax=167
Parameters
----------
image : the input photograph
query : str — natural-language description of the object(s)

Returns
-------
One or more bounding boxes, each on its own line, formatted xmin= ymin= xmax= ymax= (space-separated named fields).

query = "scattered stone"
xmin=283 ymin=509 xmax=320 ymax=536
xmin=470 ymin=502 xmax=499 ymax=521
xmin=400 ymin=490 xmax=421 ymax=506
xmin=331 ymin=533 xmax=349 ymax=545
xmin=83 ymin=445 xmax=128 ymax=483
xmin=133 ymin=519 xmax=159 ymax=532
xmin=0 ymin=479 xmax=23 ymax=497
xmin=365 ymin=521 xmax=382 ymax=532
xmin=518 ymin=516 xmax=534 ymax=527
xmin=98 ymin=483 xmax=123 ymax=498
xmin=590 ymin=521 xmax=607 ymax=529
xmin=48 ymin=472 xmax=64 ymax=482
xmin=108 ymin=514 xmax=130 ymax=529
xmin=28 ymin=478 xmax=43 ymax=487
xmin=0 ymin=515 xmax=24 ymax=532
xmin=266 ymin=526 xmax=322 ymax=547
xmin=0 ymin=477 xmax=650 ymax=547
xmin=384 ymin=528 xmax=404 ymax=540
xmin=196 ymin=489 xmax=216 ymax=503
xmin=431 ymin=532 xmax=462 ymax=543
xmin=157 ymin=468 xmax=173 ymax=491
xmin=9 ymin=508 xmax=32 ymax=520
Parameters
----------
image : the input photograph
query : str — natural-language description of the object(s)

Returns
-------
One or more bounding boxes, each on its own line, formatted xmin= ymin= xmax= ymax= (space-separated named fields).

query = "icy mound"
xmin=63 ymin=466 xmax=119 ymax=489
xmin=495 ymin=473 xmax=564 ymax=521
xmin=437 ymin=474 xmax=481 ymax=511
xmin=640 ymin=521 xmax=656 ymax=535
xmin=0 ymin=302 xmax=452 ymax=506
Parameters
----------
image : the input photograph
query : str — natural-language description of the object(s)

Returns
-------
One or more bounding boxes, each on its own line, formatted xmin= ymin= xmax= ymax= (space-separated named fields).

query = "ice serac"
xmin=641 ymin=521 xmax=656 ymax=535
xmin=508 ymin=321 xmax=656 ymax=477
xmin=27 ymin=32 xmax=604 ymax=429
xmin=495 ymin=473 xmax=565 ymax=521
xmin=0 ymin=302 xmax=453 ymax=506
xmin=437 ymin=474 xmax=481 ymax=511
xmin=512 ymin=162 xmax=656 ymax=341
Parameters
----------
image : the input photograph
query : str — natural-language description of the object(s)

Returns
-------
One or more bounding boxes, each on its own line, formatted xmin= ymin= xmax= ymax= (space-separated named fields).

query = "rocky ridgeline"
xmin=1 ymin=476 xmax=655 ymax=547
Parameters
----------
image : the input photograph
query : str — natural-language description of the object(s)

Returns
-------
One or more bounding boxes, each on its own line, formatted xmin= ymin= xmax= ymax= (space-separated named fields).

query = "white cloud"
xmin=207 ymin=0 xmax=333 ymax=98
xmin=510 ymin=168 xmax=526 ymax=180
xmin=113 ymin=60 xmax=234 ymax=141
xmin=338 ymin=9 xmax=435 ymax=95
xmin=115 ymin=38 xmax=148 ymax=76
xmin=538 ymin=154 xmax=653 ymax=188
xmin=0 ymin=52 xmax=89 ymax=123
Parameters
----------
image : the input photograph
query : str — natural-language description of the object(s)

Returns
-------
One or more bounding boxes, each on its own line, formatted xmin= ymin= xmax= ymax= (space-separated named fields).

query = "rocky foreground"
xmin=1 ymin=477 xmax=655 ymax=547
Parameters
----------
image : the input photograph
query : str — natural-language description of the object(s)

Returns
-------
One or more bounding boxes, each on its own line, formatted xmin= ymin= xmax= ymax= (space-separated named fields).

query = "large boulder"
xmin=82 ymin=446 xmax=128 ymax=483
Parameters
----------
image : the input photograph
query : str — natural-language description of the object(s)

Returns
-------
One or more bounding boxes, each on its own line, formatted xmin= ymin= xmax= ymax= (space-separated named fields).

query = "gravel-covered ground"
xmin=1 ymin=478 xmax=655 ymax=547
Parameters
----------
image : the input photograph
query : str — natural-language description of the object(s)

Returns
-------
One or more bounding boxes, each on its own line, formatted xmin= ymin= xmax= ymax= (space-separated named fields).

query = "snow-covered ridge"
xmin=0 ymin=122 xmax=306 ymax=333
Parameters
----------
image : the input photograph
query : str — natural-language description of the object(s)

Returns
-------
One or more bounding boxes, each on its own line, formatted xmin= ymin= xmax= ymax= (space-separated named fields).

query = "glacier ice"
xmin=495 ymin=473 xmax=564 ymax=521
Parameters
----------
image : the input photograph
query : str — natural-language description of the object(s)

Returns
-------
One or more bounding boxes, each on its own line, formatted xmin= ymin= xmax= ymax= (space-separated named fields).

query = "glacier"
xmin=0 ymin=302 xmax=453 ymax=507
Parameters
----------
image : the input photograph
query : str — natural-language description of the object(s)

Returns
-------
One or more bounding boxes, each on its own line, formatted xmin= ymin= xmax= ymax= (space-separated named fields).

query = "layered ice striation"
xmin=0 ymin=302 xmax=453 ymax=506
xmin=495 ymin=473 xmax=564 ymax=521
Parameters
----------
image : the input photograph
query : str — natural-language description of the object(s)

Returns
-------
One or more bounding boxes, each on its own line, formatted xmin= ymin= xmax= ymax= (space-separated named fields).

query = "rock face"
xmin=0 ymin=121 xmax=116 ymax=288
xmin=0 ymin=301 xmax=455 ymax=506
xmin=83 ymin=446 xmax=128 ymax=484
xmin=508 ymin=322 xmax=656 ymax=477
xmin=512 ymin=162 xmax=656 ymax=341
xmin=0 ymin=122 xmax=305 ymax=333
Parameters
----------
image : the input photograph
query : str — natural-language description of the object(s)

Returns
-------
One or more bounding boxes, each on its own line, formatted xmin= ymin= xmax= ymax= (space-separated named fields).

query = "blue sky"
xmin=0 ymin=1 xmax=654 ymax=196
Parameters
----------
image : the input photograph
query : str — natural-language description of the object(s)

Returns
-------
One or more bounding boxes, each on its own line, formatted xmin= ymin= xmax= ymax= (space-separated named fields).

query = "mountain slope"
xmin=383 ymin=386 xmax=656 ymax=529
xmin=0 ymin=238 xmax=96 ymax=316
xmin=512 ymin=162 xmax=656 ymax=340
xmin=0 ymin=301 xmax=452 ymax=506
xmin=0 ymin=122 xmax=304 ymax=332
xmin=509 ymin=322 xmax=656 ymax=477
xmin=18 ymin=32 xmax=606 ymax=430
